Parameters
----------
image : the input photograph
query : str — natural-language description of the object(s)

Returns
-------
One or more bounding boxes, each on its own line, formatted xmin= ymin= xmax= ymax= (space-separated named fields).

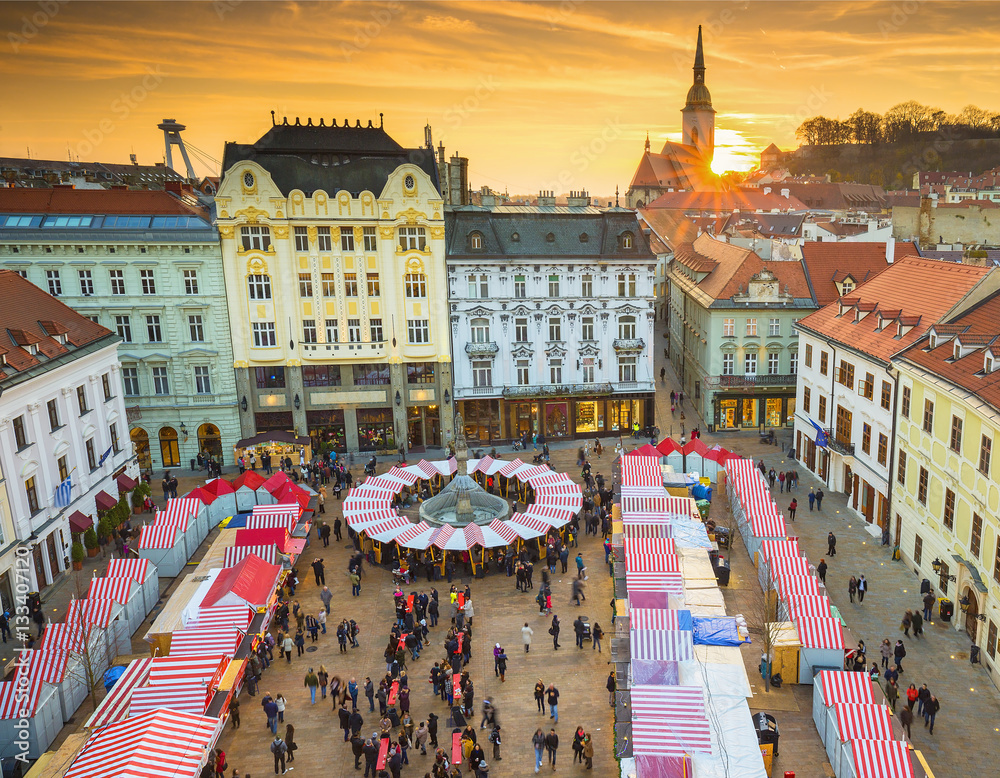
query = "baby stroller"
xmin=578 ymin=616 xmax=593 ymax=643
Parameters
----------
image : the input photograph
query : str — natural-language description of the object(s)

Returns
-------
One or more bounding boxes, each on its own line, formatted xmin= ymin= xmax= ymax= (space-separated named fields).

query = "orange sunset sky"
xmin=3 ymin=0 xmax=1000 ymax=194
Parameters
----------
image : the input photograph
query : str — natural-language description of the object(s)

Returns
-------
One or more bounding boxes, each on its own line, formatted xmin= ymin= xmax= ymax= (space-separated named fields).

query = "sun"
xmin=710 ymin=129 xmax=760 ymax=175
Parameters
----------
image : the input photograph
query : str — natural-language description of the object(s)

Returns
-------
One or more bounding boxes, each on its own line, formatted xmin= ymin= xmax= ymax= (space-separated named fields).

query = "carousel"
xmin=343 ymin=415 xmax=583 ymax=576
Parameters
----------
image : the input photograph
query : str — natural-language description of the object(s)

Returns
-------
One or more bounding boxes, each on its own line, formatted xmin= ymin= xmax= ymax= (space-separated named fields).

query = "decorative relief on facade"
xmin=307 ymin=226 xmax=318 ymax=243
xmin=272 ymin=226 xmax=289 ymax=239
xmin=397 ymin=208 xmax=426 ymax=225
xmin=246 ymin=256 xmax=269 ymax=275
xmin=379 ymin=226 xmax=395 ymax=240
xmin=430 ymin=226 xmax=445 ymax=239
xmin=405 ymin=257 xmax=425 ymax=274
xmin=234 ymin=206 xmax=269 ymax=223
xmin=219 ymin=226 xmax=234 ymax=239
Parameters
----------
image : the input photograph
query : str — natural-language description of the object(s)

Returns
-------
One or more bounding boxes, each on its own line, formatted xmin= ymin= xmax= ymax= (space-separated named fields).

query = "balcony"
xmin=824 ymin=430 xmax=856 ymax=457
xmin=465 ymin=341 xmax=499 ymax=356
xmin=612 ymin=338 xmax=646 ymax=352
xmin=502 ymin=382 xmax=613 ymax=398
xmin=455 ymin=385 xmax=500 ymax=398
xmin=706 ymin=373 xmax=798 ymax=389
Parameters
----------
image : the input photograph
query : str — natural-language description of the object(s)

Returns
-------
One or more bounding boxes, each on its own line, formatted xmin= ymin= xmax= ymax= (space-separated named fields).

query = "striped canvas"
xmin=631 ymin=718 xmax=713 ymax=757
xmin=833 ymin=703 xmax=895 ymax=742
xmin=129 ymin=683 xmax=210 ymax=717
xmin=796 ymin=616 xmax=845 ymax=650
xmin=148 ymin=655 xmax=228 ymax=686
xmin=88 ymin=576 xmax=135 ymax=604
xmin=626 ymin=571 xmax=684 ymax=596
xmin=87 ymin=658 xmax=154 ymax=728
xmin=187 ymin=605 xmax=254 ymax=631
xmin=816 ymin=671 xmax=875 ymax=706
xmin=223 ymin=544 xmax=277 ymax=568
xmin=785 ymin=594 xmax=832 ymax=620
xmin=0 ymin=667 xmax=41 ymax=718
xmin=630 ymin=685 xmax=705 ymax=719
xmin=630 ymin=628 xmax=695 ymax=661
xmin=850 ymin=739 xmax=915 ymax=778
xmin=622 ymin=523 xmax=671 ymax=539
xmin=106 ymin=558 xmax=150 ymax=583
xmin=628 ymin=608 xmax=693 ymax=632
xmin=137 ymin=523 xmax=179 ymax=550
xmin=168 ymin=627 xmax=241 ymax=658
xmin=624 ymin=538 xmax=679 ymax=573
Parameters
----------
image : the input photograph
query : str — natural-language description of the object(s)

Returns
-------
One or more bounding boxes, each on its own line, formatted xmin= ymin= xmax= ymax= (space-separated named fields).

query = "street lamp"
xmin=294 ymin=394 xmax=301 ymax=410
xmin=443 ymin=389 xmax=451 ymax=405
xmin=395 ymin=390 xmax=402 ymax=407
xmin=240 ymin=396 xmax=248 ymax=413
xmin=931 ymin=558 xmax=943 ymax=574
xmin=179 ymin=422 xmax=188 ymax=439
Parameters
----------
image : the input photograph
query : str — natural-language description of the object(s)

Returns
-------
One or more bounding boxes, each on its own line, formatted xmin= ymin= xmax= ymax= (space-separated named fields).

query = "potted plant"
xmin=71 ymin=542 xmax=86 ymax=571
xmin=97 ymin=516 xmax=111 ymax=546
xmin=131 ymin=487 xmax=145 ymax=515
xmin=84 ymin=526 xmax=99 ymax=557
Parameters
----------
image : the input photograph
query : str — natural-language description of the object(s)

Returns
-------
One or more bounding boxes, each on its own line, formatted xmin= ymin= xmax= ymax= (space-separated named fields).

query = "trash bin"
xmin=939 ymin=598 xmax=954 ymax=622
xmin=190 ymin=458 xmax=197 ymax=470
xmin=752 ymin=712 xmax=779 ymax=756
xmin=714 ymin=557 xmax=731 ymax=586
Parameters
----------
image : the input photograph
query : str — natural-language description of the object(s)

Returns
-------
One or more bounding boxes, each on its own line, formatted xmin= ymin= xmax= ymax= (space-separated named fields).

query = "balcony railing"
xmin=824 ymin=430 xmax=856 ymax=456
xmin=465 ymin=341 xmax=500 ymax=356
xmin=502 ymin=382 xmax=613 ymax=398
xmin=612 ymin=338 xmax=646 ymax=352
xmin=706 ymin=373 xmax=798 ymax=389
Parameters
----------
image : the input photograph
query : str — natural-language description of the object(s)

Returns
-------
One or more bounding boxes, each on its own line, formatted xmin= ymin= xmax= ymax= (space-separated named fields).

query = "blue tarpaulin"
xmin=692 ymin=617 xmax=749 ymax=647
xmin=103 ymin=665 xmax=126 ymax=692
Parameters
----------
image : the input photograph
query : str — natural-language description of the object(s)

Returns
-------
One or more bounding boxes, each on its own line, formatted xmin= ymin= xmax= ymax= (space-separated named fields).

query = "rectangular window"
xmin=140 ymin=268 xmax=156 ymax=295
xmin=768 ymin=352 xmax=780 ymax=375
xmin=86 ymin=438 xmax=97 ymax=471
xmin=406 ymin=363 xmax=435 ymax=384
xmin=317 ymin=227 xmax=332 ymax=251
xmin=877 ymin=432 xmax=888 ymax=466
xmin=581 ymin=359 xmax=595 ymax=383
xmin=918 ymin=466 xmax=929 ymax=504
xmin=47 ymin=399 xmax=59 ymax=431
xmin=790 ymin=351 xmax=798 ymax=375
xmin=989 ymin=621 xmax=998 ymax=660
xmin=110 ymin=422 xmax=120 ymax=453
xmin=78 ymin=269 xmax=94 ymax=296
xmin=325 ymin=319 xmax=339 ymax=343
xmin=517 ymin=359 xmax=530 ymax=385
xmin=194 ymin=365 xmax=211 ymax=394
xmin=820 ymin=351 xmax=829 ymax=376
xmin=980 ymin=434 xmax=992 ymax=475
xmin=343 ymin=274 xmax=358 ymax=296
xmin=363 ymin=226 xmax=377 ymax=251
xmin=470 ymin=320 xmax=491 ymax=343
xmin=46 ymin=269 xmax=62 ymax=296
xmin=914 ymin=534 xmax=923 ymax=566
xmin=972 ymin=512 xmax=984 ymax=558
xmin=240 ymin=225 xmax=271 ymax=251
xmin=618 ymin=317 xmax=636 ymax=339
xmin=354 ymin=364 xmax=390 ymax=386
xmin=57 ymin=455 xmax=69 ymax=481
xmin=298 ymin=273 xmax=313 ymax=298
xmin=950 ymin=415 xmax=963 ymax=453
xmin=188 ymin=314 xmax=204 ymax=342
xmin=369 ymin=318 xmax=384 ymax=342
xmin=901 ymin=385 xmax=911 ymax=418
xmin=109 ymin=269 xmax=125 ymax=295
xmin=405 ymin=274 xmax=426 ymax=298
xmin=943 ymin=488 xmax=955 ymax=530
xmin=398 ymin=226 xmax=426 ymax=251
xmin=768 ymin=318 xmax=780 ymax=336
xmin=302 ymin=319 xmax=317 ymax=343
xmin=745 ymin=318 xmax=757 ymax=336
xmin=723 ymin=318 xmax=735 ymax=337
xmin=880 ymin=380 xmax=892 ymax=411
xmin=897 ymin=450 xmax=907 ymax=486
xmin=340 ymin=229 xmax=355 ymax=251
xmin=321 ymin=273 xmax=336 ymax=297
xmin=25 ymin=477 xmax=39 ymax=515
xmin=803 ymin=386 xmax=811 ymax=413
xmin=923 ymin=399 xmax=934 ymax=433
xmin=618 ymin=357 xmax=636 ymax=382
xmin=348 ymin=319 xmax=361 ymax=342
xmin=302 ymin=365 xmax=342 ymax=387
xmin=805 ymin=343 xmax=813 ymax=368
xmin=472 ymin=360 xmax=492 ymax=388
xmin=861 ymin=371 xmax=874 ymax=400
xmin=255 ymin=366 xmax=286 ymax=389
xmin=367 ymin=274 xmax=381 ymax=297
xmin=548 ymin=317 xmax=561 ymax=341
xmin=76 ymin=385 xmax=88 ymax=415
xmin=294 ymin=226 xmax=309 ymax=252
xmin=151 ymin=366 xmax=169 ymax=395
xmin=183 ymin=269 xmax=199 ymax=295
xmin=102 ymin=373 xmax=112 ymax=402
xmin=145 ymin=315 xmax=162 ymax=342
xmin=581 ymin=316 xmax=594 ymax=341
xmin=722 ymin=353 xmax=734 ymax=376
xmin=248 ymin=274 xmax=271 ymax=299
xmin=835 ymin=405 xmax=852 ymax=444
xmin=122 ymin=367 xmax=139 ymax=396
xmin=548 ymin=275 xmax=560 ymax=297
xmin=550 ymin=359 xmax=562 ymax=384
xmin=581 ymin=274 xmax=593 ymax=297
xmin=617 ymin=273 xmax=636 ymax=297
xmin=838 ymin=360 xmax=855 ymax=389
xmin=252 ymin=322 xmax=277 ymax=347
xmin=13 ymin=415 xmax=28 ymax=449
xmin=515 ymin=318 xmax=528 ymax=342
xmin=818 ymin=395 xmax=827 ymax=424
xmin=861 ymin=422 xmax=871 ymax=454
xmin=745 ymin=352 xmax=757 ymax=375
xmin=514 ymin=275 xmax=526 ymax=298
xmin=407 ymin=319 xmax=429 ymax=344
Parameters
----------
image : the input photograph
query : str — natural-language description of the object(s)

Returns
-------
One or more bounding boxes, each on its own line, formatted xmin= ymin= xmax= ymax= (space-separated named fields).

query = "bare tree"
xmin=60 ymin=570 xmax=121 ymax=710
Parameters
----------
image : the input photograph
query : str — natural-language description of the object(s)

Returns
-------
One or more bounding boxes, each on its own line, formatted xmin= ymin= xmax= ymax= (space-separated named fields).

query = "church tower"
xmin=681 ymin=25 xmax=715 ymax=164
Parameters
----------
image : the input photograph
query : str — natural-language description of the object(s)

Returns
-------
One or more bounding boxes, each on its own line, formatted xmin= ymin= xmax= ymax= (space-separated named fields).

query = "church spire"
xmin=644 ymin=132 xmax=650 ymax=153
xmin=694 ymin=24 xmax=705 ymax=72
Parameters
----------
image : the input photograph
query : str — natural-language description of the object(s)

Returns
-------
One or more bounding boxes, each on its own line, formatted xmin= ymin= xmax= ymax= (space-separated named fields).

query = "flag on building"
xmin=54 ymin=476 xmax=72 ymax=508
xmin=99 ymin=446 xmax=113 ymax=466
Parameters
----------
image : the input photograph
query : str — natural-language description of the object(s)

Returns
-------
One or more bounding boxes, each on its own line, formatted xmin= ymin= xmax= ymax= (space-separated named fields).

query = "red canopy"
xmin=95 ymin=490 xmax=118 ymax=511
xmin=626 ymin=444 xmax=661 ymax=457
xmin=655 ymin=438 xmax=682 ymax=456
xmin=201 ymin=553 xmax=280 ymax=609
xmin=262 ymin=471 xmax=294 ymax=496
xmin=231 ymin=470 xmax=266 ymax=491
xmin=276 ymin=481 xmax=310 ymax=508
xmin=186 ymin=486 xmax=212 ymax=504
xmin=203 ymin=478 xmax=236 ymax=497
xmin=235 ymin=526 xmax=291 ymax=552
xmin=116 ymin=473 xmax=138 ymax=492
xmin=68 ymin=510 xmax=92 ymax=533
xmin=681 ymin=438 xmax=709 ymax=456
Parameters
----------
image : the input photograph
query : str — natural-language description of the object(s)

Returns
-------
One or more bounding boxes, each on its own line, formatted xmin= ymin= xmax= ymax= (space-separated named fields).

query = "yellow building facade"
xmin=217 ymin=119 xmax=453 ymax=455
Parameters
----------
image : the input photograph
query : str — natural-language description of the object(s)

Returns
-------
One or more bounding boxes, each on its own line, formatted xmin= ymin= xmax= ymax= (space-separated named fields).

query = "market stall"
xmin=233 ymin=430 xmax=311 ymax=470
xmin=0 ymin=669 xmax=62 ymax=760
xmin=812 ymin=671 xmax=876 ymax=747
xmin=231 ymin=470 xmax=268 ymax=512
xmin=137 ymin=523 xmax=187 ymax=578
xmin=106 ymin=557 xmax=160 ymax=618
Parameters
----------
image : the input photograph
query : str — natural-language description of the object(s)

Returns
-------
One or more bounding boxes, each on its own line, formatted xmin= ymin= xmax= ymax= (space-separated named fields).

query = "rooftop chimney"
xmin=537 ymin=190 xmax=556 ymax=207
xmin=566 ymin=190 xmax=589 ymax=207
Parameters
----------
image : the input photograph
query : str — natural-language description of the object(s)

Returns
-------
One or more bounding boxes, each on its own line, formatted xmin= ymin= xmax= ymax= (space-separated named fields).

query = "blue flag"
xmin=809 ymin=419 xmax=828 ymax=448
xmin=54 ymin=476 xmax=72 ymax=508
xmin=99 ymin=445 xmax=114 ymax=466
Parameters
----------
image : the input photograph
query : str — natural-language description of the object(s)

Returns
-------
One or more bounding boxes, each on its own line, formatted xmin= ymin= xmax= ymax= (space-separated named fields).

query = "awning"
xmin=116 ymin=473 xmax=138 ymax=492
xmin=95 ymin=490 xmax=118 ymax=511
xmin=68 ymin=510 xmax=93 ymax=534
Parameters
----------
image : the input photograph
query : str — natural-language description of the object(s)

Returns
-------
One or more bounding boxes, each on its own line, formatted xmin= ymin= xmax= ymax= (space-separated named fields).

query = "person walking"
xmin=924 ymin=695 xmax=940 ymax=734
xmin=489 ymin=724 xmax=502 ymax=761
xmin=522 ymin=622 xmax=534 ymax=653
xmin=817 ymin=558 xmax=828 ymax=584
xmin=911 ymin=609 xmax=924 ymax=638
xmin=545 ymin=729 xmax=559 ymax=771
xmin=922 ymin=590 xmax=935 ymax=621
xmin=284 ymin=723 xmax=297 ymax=763
xmin=916 ymin=684 xmax=930 ymax=717
xmin=535 ymin=679 xmax=546 ymax=713
xmin=321 ymin=585 xmax=333 ymax=615
xmin=894 ymin=640 xmax=907 ymax=673
xmin=787 ymin=498 xmax=797 ymax=521
xmin=311 ymin=557 xmax=325 ymax=586
xmin=900 ymin=705 xmax=913 ymax=738
xmin=550 ymin=615 xmax=560 ymax=650
xmin=606 ymin=670 xmax=616 ymax=707
xmin=901 ymin=610 xmax=912 ymax=637
xmin=885 ymin=678 xmax=899 ymax=712
xmin=546 ymin=684 xmax=560 ymax=723
xmin=573 ymin=617 xmax=586 ymax=649
xmin=808 ymin=488 xmax=816 ymax=510
xmin=857 ymin=575 xmax=868 ymax=604
xmin=533 ymin=728 xmax=546 ymax=773
xmin=879 ymin=639 xmax=892 ymax=670
xmin=270 ymin=734 xmax=287 ymax=775
xmin=827 ymin=532 xmax=837 ymax=556
xmin=229 ymin=697 xmax=240 ymax=729
xmin=848 ymin=576 xmax=858 ymax=604
xmin=905 ymin=683 xmax=918 ymax=711
xmin=583 ymin=733 xmax=594 ymax=769
xmin=592 ymin=622 xmax=604 ymax=653
xmin=572 ymin=727 xmax=586 ymax=765
xmin=778 ymin=471 xmax=786 ymax=493
xmin=304 ymin=668 xmax=319 ymax=704
xmin=496 ymin=649 xmax=508 ymax=682
xmin=816 ymin=488 xmax=824 ymax=509
xmin=575 ymin=553 xmax=587 ymax=580
xmin=364 ymin=676 xmax=375 ymax=712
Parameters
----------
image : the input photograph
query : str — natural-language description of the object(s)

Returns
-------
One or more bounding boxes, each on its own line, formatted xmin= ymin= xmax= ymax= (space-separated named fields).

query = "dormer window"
xmin=469 ymin=232 xmax=484 ymax=250
xmin=620 ymin=232 xmax=634 ymax=250
xmin=841 ymin=279 xmax=855 ymax=295
xmin=579 ymin=232 xmax=589 ymax=243
xmin=986 ymin=353 xmax=996 ymax=374
xmin=511 ymin=232 xmax=520 ymax=242
xmin=954 ymin=341 xmax=961 ymax=361
xmin=545 ymin=232 xmax=555 ymax=243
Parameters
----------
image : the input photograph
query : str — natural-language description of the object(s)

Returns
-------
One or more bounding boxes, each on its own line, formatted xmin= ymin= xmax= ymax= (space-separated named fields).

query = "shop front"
xmin=357 ymin=407 xmax=396 ymax=452
xmin=460 ymin=399 xmax=501 ymax=443
xmin=713 ymin=392 xmax=795 ymax=430
xmin=307 ymin=409 xmax=347 ymax=455
xmin=408 ymin=404 xmax=441 ymax=450
xmin=502 ymin=392 xmax=652 ymax=441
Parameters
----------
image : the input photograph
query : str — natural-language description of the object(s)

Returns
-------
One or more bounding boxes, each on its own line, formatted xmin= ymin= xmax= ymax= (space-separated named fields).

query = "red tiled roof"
xmin=680 ymin=234 xmax=812 ymax=301
xmin=0 ymin=271 xmax=113 ymax=374
xmin=0 ymin=187 xmax=205 ymax=216
xmin=629 ymin=144 xmax=716 ymax=193
xmin=796 ymin=257 xmax=992 ymax=362
xmin=647 ymin=189 xmax=806 ymax=212
xmin=800 ymin=242 xmax=916 ymax=307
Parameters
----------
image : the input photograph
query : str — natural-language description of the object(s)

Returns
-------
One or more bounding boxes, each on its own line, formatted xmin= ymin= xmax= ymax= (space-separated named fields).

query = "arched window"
xmin=618 ymin=316 xmax=636 ymax=339
xmin=198 ymin=423 xmax=222 ymax=460
xmin=470 ymin=232 xmax=483 ymax=250
xmin=470 ymin=318 xmax=491 ymax=343
xmin=131 ymin=427 xmax=151 ymax=470
xmin=620 ymin=232 xmax=634 ymax=250
xmin=158 ymin=427 xmax=180 ymax=468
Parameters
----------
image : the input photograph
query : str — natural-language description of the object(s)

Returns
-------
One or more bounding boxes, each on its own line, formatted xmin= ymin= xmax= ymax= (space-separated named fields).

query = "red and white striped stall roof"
xmin=624 ymin=538 xmax=679 ymax=573
xmin=64 ymin=709 xmax=222 ymax=778
xmin=129 ymin=683 xmax=211 ymax=717
xmin=251 ymin=503 xmax=299 ymax=516
xmin=512 ymin=464 xmax=551 ymax=482
xmin=622 ymin=523 xmax=671 ymax=539
xmin=106 ymin=558 xmax=150 ymax=582
xmin=749 ymin=513 xmax=787 ymax=539
xmin=533 ymin=482 xmax=583 ymax=499
xmin=366 ymin=516 xmax=414 ymax=542
xmin=630 ymin=685 xmax=705 ymax=719
xmin=344 ymin=507 xmax=399 ymax=530
xmin=850 ymin=739 xmax=915 ymax=778
xmin=621 ymin=485 xmax=671 ymax=501
xmin=67 ymin=598 xmax=116 ymax=628
xmin=428 ymin=525 xmax=456 ymax=549
xmin=246 ymin=510 xmax=297 ymax=532
xmin=621 ymin=495 xmax=670 ymax=517
xmin=346 ymin=485 xmax=398 ymax=500
xmin=387 ymin=465 xmax=422 ymax=485
xmin=528 ymin=471 xmax=574 ymax=488
xmin=774 ymin=573 xmax=820 ymax=597
xmin=785 ymin=594 xmax=832 ymax=620
xmin=19 ymin=649 xmax=70 ymax=683
xmin=187 ymin=605 xmax=254 ymax=631
xmin=39 ymin=621 xmax=85 ymax=652
xmin=487 ymin=519 xmax=519 ymax=544
xmin=169 ymin=627 xmax=241 ymax=658
xmin=137 ymin=523 xmax=179 ymax=550
xmin=620 ymin=456 xmax=663 ymax=487
xmin=223 ymin=544 xmax=277 ymax=567
xmin=759 ymin=538 xmax=801 ymax=560
xmin=365 ymin=474 xmax=409 ymax=492
xmin=631 ymin=718 xmax=713 ymax=757
xmin=816 ymin=671 xmax=876 ymax=706
xmin=522 ymin=504 xmax=576 ymax=525
xmin=629 ymin=608 xmax=689 ymax=632
xmin=87 ymin=575 xmax=135 ymax=604
xmin=87 ymin=658 xmax=154 ymax=728
xmin=626 ymin=571 xmax=684 ymax=596
xmin=470 ymin=457 xmax=506 ymax=476
xmin=766 ymin=555 xmax=811 ymax=577
xmin=796 ymin=616 xmax=845 ymax=650
xmin=505 ymin=515 xmax=551 ymax=539
xmin=394 ymin=521 xmax=433 ymax=547
xmin=497 ymin=458 xmax=525 ymax=477
xmin=630 ymin=628 xmax=695 ymax=661
xmin=833 ymin=703 xmax=895 ymax=742
xmin=148 ymin=655 xmax=228 ymax=686
xmin=0 ymin=667 xmax=41 ymax=718
xmin=159 ymin=498 xmax=202 ymax=530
